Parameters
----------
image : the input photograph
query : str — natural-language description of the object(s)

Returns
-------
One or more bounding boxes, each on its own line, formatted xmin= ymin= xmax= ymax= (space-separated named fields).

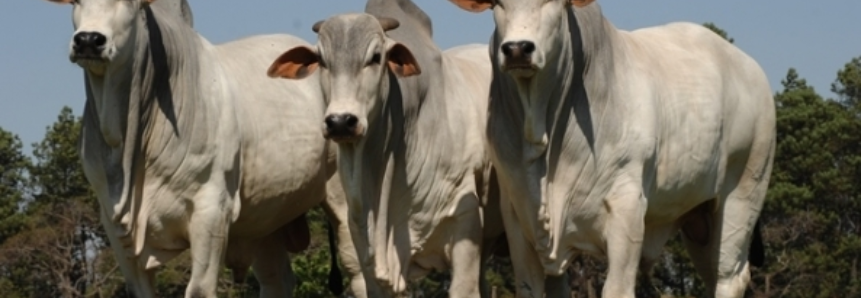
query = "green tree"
xmin=29 ymin=107 xmax=92 ymax=210
xmin=750 ymin=68 xmax=861 ymax=297
xmin=703 ymin=22 xmax=735 ymax=44
xmin=0 ymin=128 xmax=29 ymax=245
xmin=0 ymin=128 xmax=31 ymax=297
xmin=0 ymin=107 xmax=117 ymax=297
xmin=832 ymin=56 xmax=861 ymax=111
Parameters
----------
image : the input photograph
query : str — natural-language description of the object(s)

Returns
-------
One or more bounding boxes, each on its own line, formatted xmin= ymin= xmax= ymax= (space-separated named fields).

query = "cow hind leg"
xmin=252 ymin=225 xmax=297 ymax=298
xmin=185 ymin=183 xmax=233 ymax=298
xmin=684 ymin=169 xmax=769 ymax=298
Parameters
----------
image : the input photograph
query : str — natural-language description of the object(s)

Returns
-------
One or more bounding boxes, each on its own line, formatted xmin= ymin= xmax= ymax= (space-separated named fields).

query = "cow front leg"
xmin=448 ymin=193 xmax=483 ymax=298
xmin=185 ymin=183 xmax=233 ymax=298
xmin=501 ymin=199 xmax=549 ymax=298
xmin=601 ymin=181 xmax=647 ymax=298
xmin=100 ymin=214 xmax=157 ymax=297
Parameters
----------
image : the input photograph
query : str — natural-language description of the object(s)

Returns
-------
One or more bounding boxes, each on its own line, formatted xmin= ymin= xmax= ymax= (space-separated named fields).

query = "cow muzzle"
xmin=500 ymin=40 xmax=538 ymax=77
xmin=71 ymin=31 xmax=108 ymax=62
xmin=324 ymin=113 xmax=364 ymax=143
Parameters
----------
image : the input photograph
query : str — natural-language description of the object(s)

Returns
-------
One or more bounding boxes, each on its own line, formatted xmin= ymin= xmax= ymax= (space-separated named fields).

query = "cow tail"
xmin=327 ymin=220 xmax=345 ymax=296
xmin=748 ymin=219 xmax=765 ymax=268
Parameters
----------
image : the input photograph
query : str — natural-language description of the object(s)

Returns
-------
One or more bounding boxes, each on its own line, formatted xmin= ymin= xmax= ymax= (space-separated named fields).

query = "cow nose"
xmin=73 ymin=32 xmax=107 ymax=51
xmin=501 ymin=41 xmax=535 ymax=59
xmin=324 ymin=113 xmax=360 ymax=139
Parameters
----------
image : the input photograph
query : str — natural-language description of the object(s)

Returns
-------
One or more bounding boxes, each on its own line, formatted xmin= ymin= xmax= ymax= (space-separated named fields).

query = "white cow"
xmin=44 ymin=0 xmax=359 ymax=297
xmin=267 ymin=1 xmax=502 ymax=297
xmin=449 ymin=0 xmax=775 ymax=297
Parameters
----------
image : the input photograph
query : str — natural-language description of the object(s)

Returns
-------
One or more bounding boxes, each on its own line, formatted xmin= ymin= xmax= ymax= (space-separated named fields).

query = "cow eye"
xmin=369 ymin=53 xmax=381 ymax=65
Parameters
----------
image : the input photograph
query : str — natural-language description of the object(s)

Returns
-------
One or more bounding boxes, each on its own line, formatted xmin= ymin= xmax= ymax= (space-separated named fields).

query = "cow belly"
xmin=229 ymin=175 xmax=326 ymax=239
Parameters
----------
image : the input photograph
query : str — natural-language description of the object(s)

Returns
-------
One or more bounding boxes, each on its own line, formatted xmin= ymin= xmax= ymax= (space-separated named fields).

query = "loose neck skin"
xmin=82 ymin=5 xmax=205 ymax=247
xmin=498 ymin=4 xmax=619 ymax=163
xmin=485 ymin=4 xmax=624 ymax=261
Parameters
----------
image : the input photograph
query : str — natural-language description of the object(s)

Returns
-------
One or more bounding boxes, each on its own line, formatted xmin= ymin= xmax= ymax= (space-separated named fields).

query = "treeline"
xmin=0 ymin=25 xmax=859 ymax=297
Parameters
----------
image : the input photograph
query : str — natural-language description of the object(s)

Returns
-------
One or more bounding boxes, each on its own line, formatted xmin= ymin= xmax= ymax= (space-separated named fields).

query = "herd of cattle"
xmin=43 ymin=0 xmax=776 ymax=297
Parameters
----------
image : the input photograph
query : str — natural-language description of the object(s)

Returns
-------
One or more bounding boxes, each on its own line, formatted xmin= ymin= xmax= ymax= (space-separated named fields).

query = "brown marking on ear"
xmin=377 ymin=17 xmax=400 ymax=32
xmin=312 ymin=20 xmax=325 ymax=33
xmin=448 ymin=0 xmax=493 ymax=13
xmin=267 ymin=46 xmax=320 ymax=79
xmin=571 ymin=0 xmax=595 ymax=8
xmin=386 ymin=43 xmax=421 ymax=77
xmin=46 ymin=0 xmax=74 ymax=4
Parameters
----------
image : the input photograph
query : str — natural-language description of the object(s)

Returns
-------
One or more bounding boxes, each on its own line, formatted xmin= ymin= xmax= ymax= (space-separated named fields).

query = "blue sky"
xmin=2 ymin=0 xmax=859 ymax=154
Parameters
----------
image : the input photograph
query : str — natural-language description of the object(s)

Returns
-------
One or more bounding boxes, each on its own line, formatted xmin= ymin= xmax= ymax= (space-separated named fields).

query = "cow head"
xmin=268 ymin=13 xmax=421 ymax=144
xmin=45 ymin=0 xmax=154 ymax=75
xmin=449 ymin=0 xmax=594 ymax=78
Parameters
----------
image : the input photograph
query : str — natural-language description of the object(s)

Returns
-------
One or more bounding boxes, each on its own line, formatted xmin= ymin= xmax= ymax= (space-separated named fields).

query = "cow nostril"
xmin=93 ymin=33 xmax=107 ymax=47
xmin=344 ymin=114 xmax=358 ymax=129
xmin=324 ymin=115 xmax=340 ymax=130
xmin=520 ymin=41 xmax=536 ymax=55
xmin=500 ymin=42 xmax=515 ymax=57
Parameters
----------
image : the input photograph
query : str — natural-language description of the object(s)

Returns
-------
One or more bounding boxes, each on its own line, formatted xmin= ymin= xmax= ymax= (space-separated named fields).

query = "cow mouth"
xmin=71 ymin=54 xmax=105 ymax=62
xmin=504 ymin=64 xmax=538 ymax=78
xmin=326 ymin=135 xmax=362 ymax=144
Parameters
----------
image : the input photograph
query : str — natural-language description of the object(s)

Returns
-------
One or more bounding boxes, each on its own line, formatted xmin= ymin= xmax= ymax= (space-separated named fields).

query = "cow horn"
xmin=377 ymin=17 xmax=400 ymax=32
xmin=312 ymin=20 xmax=325 ymax=33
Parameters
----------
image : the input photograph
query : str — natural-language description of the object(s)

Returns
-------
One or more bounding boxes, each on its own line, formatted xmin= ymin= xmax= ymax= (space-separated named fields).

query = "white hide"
xmin=450 ymin=1 xmax=776 ymax=298
xmin=60 ymin=0 xmax=358 ymax=297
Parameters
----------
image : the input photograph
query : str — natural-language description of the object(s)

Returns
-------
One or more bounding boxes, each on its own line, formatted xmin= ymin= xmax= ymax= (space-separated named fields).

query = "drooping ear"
xmin=142 ymin=0 xmax=158 ymax=5
xmin=45 ymin=0 xmax=74 ymax=4
xmin=448 ymin=0 xmax=493 ymax=13
xmin=267 ymin=46 xmax=320 ymax=79
xmin=386 ymin=43 xmax=421 ymax=77
xmin=570 ymin=0 xmax=595 ymax=8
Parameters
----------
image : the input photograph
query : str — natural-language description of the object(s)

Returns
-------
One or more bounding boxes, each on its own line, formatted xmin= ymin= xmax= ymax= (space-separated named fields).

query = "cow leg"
xmin=322 ymin=176 xmax=378 ymax=298
xmin=185 ymin=183 xmax=233 ymax=298
xmin=448 ymin=192 xmax=483 ymax=298
xmin=225 ymin=240 xmax=254 ymax=284
xmin=252 ymin=225 xmax=297 ymax=298
xmin=684 ymin=173 xmax=769 ymax=298
xmin=545 ymin=273 xmax=570 ymax=297
xmin=100 ymin=214 xmax=157 ymax=298
xmin=500 ymin=199 xmax=548 ymax=298
xmin=601 ymin=181 xmax=647 ymax=298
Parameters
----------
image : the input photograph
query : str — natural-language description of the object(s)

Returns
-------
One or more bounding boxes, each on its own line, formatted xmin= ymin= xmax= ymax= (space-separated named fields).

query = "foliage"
xmin=0 ymin=27 xmax=858 ymax=298
xmin=0 ymin=129 xmax=28 ymax=245
xmin=703 ymin=22 xmax=735 ymax=44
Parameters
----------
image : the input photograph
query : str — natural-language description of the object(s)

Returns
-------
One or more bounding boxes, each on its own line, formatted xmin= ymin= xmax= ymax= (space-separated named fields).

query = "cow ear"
xmin=570 ymin=0 xmax=595 ymax=8
xmin=448 ymin=0 xmax=493 ymax=13
xmin=142 ymin=0 xmax=158 ymax=5
xmin=45 ymin=0 xmax=74 ymax=4
xmin=267 ymin=46 xmax=320 ymax=79
xmin=386 ymin=43 xmax=421 ymax=77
